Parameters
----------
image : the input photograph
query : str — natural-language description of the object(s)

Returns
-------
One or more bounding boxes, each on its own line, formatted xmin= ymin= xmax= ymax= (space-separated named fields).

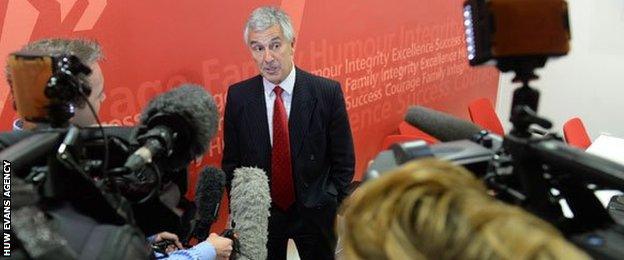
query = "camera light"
xmin=463 ymin=5 xmax=472 ymax=19
xmin=463 ymin=4 xmax=477 ymax=61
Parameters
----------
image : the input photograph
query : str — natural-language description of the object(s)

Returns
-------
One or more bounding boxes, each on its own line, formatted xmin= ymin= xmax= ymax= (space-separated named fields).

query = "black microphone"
xmin=189 ymin=166 xmax=226 ymax=243
xmin=404 ymin=106 xmax=482 ymax=142
xmin=230 ymin=167 xmax=271 ymax=260
xmin=124 ymin=84 xmax=218 ymax=171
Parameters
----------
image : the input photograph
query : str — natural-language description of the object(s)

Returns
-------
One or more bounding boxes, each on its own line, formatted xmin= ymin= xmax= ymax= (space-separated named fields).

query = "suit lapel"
xmin=290 ymin=68 xmax=317 ymax=159
xmin=244 ymin=76 xmax=271 ymax=156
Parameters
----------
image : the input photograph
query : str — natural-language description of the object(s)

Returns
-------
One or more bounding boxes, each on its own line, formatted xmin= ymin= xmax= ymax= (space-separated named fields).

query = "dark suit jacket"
xmin=222 ymin=67 xmax=355 ymax=210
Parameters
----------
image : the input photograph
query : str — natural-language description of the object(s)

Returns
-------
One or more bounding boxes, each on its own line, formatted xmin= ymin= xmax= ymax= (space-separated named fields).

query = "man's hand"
xmin=207 ymin=233 xmax=233 ymax=260
xmin=154 ymin=231 xmax=184 ymax=253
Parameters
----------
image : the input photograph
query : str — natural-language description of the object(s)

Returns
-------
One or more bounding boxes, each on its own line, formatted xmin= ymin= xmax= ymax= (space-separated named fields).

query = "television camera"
xmin=367 ymin=0 xmax=624 ymax=258
xmin=0 ymin=52 xmax=215 ymax=259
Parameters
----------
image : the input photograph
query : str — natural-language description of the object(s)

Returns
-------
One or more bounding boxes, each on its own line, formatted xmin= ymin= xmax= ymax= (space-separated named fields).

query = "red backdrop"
xmin=0 ymin=0 xmax=499 ymax=232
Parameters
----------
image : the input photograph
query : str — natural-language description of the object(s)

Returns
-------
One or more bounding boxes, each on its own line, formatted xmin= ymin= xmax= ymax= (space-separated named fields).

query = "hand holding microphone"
xmin=208 ymin=233 xmax=235 ymax=260
xmin=151 ymin=231 xmax=184 ymax=254
xmin=152 ymin=231 xmax=234 ymax=259
xmin=185 ymin=166 xmax=240 ymax=259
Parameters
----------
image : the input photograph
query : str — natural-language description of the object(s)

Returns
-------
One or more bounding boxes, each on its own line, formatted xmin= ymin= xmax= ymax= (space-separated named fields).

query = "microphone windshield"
xmin=139 ymin=84 xmax=218 ymax=168
xmin=194 ymin=166 xmax=226 ymax=241
xmin=404 ymin=106 xmax=482 ymax=142
xmin=231 ymin=167 xmax=271 ymax=260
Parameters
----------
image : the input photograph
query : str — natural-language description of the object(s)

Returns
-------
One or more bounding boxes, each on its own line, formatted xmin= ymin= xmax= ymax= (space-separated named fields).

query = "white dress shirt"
xmin=263 ymin=66 xmax=296 ymax=146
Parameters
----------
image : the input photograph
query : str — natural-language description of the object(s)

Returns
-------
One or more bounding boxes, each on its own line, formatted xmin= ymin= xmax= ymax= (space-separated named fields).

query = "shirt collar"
xmin=263 ymin=65 xmax=296 ymax=96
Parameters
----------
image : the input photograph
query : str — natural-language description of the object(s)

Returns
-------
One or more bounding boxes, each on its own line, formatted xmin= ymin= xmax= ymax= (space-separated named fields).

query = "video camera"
xmin=366 ymin=0 xmax=624 ymax=258
xmin=2 ymin=51 xmax=184 ymax=204
xmin=1 ymin=52 xmax=209 ymax=259
xmin=7 ymin=52 xmax=93 ymax=128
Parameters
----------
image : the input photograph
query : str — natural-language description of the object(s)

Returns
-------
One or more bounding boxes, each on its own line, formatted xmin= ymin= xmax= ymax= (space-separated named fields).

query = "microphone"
xmin=404 ymin=106 xmax=482 ymax=142
xmin=189 ymin=166 xmax=226 ymax=243
xmin=124 ymin=84 xmax=218 ymax=171
xmin=230 ymin=167 xmax=271 ymax=260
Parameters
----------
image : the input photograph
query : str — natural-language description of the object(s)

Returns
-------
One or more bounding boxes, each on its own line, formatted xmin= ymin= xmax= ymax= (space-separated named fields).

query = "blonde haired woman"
xmin=338 ymin=159 xmax=589 ymax=260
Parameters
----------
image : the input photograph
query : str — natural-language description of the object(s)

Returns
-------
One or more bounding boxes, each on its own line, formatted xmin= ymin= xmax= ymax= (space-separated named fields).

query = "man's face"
xmin=248 ymin=24 xmax=295 ymax=84
xmin=71 ymin=62 xmax=105 ymax=127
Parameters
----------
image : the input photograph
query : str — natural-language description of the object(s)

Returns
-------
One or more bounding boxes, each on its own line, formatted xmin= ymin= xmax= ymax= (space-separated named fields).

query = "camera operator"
xmin=4 ymin=38 xmax=232 ymax=260
xmin=4 ymin=38 xmax=106 ymax=130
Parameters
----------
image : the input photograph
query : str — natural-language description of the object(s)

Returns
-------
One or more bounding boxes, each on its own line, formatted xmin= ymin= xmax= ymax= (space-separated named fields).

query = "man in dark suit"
xmin=222 ymin=6 xmax=355 ymax=260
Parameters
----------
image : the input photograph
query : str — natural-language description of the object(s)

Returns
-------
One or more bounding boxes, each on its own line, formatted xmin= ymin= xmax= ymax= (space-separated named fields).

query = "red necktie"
xmin=271 ymin=86 xmax=295 ymax=210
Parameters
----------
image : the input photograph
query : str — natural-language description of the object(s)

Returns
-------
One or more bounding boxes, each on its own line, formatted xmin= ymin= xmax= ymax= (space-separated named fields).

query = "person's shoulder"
xmin=227 ymin=74 xmax=262 ymax=96
xmin=296 ymin=68 xmax=340 ymax=90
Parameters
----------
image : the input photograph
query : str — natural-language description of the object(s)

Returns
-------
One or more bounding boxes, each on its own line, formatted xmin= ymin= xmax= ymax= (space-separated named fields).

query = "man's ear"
xmin=291 ymin=37 xmax=296 ymax=50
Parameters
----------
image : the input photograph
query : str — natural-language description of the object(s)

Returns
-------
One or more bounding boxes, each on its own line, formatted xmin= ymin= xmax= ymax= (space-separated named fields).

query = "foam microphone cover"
xmin=404 ymin=106 xmax=482 ymax=142
xmin=231 ymin=167 xmax=271 ymax=260
xmin=194 ymin=166 xmax=226 ymax=241
xmin=139 ymin=84 xmax=218 ymax=168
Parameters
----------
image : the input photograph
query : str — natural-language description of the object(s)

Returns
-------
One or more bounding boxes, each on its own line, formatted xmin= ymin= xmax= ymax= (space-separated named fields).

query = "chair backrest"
xmin=563 ymin=117 xmax=592 ymax=149
xmin=468 ymin=98 xmax=504 ymax=136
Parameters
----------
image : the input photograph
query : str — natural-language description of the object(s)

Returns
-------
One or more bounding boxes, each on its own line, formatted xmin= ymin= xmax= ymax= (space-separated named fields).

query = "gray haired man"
xmin=222 ymin=6 xmax=355 ymax=260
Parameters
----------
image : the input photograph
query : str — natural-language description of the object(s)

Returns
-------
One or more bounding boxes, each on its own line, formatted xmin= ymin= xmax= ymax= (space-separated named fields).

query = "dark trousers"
xmin=266 ymin=203 xmax=337 ymax=260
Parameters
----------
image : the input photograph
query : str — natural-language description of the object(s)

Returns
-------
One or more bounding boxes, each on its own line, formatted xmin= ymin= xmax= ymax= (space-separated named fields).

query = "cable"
xmin=79 ymin=91 xmax=110 ymax=184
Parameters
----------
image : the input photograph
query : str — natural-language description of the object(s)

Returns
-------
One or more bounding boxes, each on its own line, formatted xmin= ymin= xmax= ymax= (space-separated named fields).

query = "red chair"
xmin=468 ymin=98 xmax=504 ymax=136
xmin=398 ymin=121 xmax=439 ymax=144
xmin=563 ymin=117 xmax=592 ymax=149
